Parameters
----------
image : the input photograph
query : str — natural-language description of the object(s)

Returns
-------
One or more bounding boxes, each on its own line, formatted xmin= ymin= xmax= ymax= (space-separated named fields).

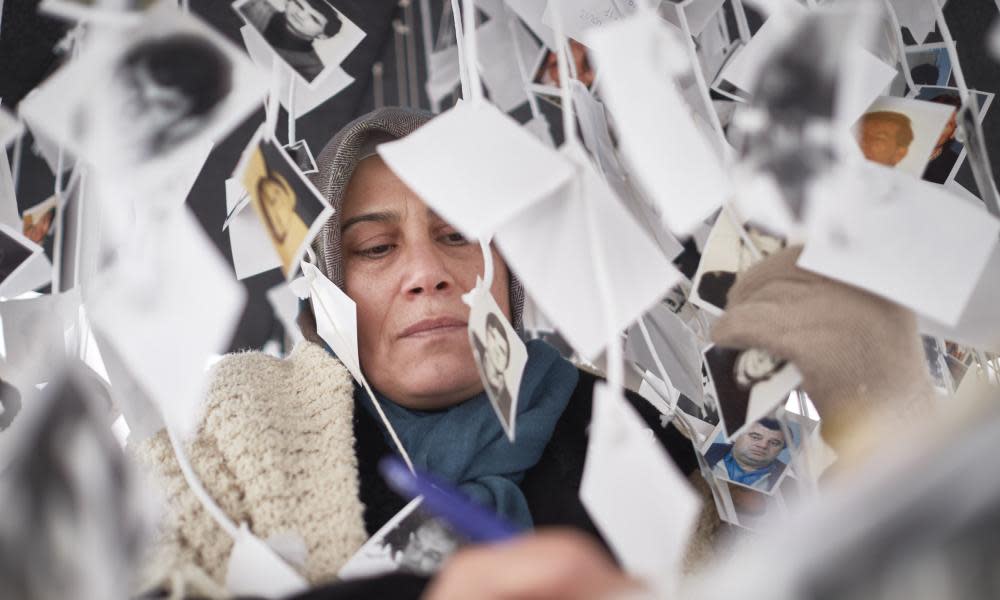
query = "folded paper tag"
xmin=580 ymin=383 xmax=702 ymax=591
xmin=301 ymin=261 xmax=364 ymax=384
xmin=378 ymin=100 xmax=574 ymax=240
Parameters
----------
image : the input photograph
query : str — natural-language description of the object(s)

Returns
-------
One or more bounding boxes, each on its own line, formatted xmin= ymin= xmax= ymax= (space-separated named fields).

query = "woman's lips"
xmin=399 ymin=317 xmax=467 ymax=338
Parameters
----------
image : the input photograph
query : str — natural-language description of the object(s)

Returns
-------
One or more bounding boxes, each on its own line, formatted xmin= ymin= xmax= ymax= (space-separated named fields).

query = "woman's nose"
xmin=401 ymin=242 xmax=455 ymax=297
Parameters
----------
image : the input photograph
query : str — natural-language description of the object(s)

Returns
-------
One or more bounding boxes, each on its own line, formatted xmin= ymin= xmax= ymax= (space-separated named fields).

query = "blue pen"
xmin=378 ymin=456 xmax=522 ymax=543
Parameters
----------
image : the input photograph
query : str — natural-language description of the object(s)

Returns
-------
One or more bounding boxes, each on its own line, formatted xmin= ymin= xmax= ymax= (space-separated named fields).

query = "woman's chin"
xmin=374 ymin=353 xmax=483 ymax=411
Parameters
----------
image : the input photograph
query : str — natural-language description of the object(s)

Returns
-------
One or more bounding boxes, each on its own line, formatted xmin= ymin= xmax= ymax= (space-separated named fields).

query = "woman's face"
xmin=341 ymin=156 xmax=511 ymax=410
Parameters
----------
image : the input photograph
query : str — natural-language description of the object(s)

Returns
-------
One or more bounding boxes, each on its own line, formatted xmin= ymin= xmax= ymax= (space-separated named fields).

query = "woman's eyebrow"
xmin=341 ymin=210 xmax=399 ymax=234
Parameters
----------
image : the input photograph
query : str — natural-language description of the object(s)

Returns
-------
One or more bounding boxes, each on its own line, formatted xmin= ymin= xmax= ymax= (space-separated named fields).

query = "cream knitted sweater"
xmin=135 ymin=342 xmax=369 ymax=598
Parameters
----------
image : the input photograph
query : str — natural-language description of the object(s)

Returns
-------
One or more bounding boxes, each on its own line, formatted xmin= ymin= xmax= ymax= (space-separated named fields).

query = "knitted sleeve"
xmin=133 ymin=342 xmax=368 ymax=597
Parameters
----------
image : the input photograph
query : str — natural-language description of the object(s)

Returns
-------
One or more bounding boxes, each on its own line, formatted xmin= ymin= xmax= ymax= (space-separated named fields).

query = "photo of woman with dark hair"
xmin=113 ymin=33 xmax=233 ymax=161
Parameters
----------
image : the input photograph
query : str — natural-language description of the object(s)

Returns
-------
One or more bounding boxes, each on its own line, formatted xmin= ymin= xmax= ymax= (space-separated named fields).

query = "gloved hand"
xmin=710 ymin=246 xmax=935 ymax=455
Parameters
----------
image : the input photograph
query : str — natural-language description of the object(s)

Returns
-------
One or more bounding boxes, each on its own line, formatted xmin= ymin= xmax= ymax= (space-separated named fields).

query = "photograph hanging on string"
xmin=906 ymin=43 xmax=953 ymax=88
xmin=234 ymin=127 xmax=333 ymax=279
xmin=908 ymin=86 xmax=994 ymax=185
xmin=467 ymin=284 xmax=529 ymax=441
xmin=284 ymin=139 xmax=319 ymax=175
xmin=701 ymin=415 xmax=801 ymax=494
xmin=852 ymin=95 xmax=956 ymax=177
xmin=702 ymin=344 xmax=802 ymax=441
xmin=234 ymin=0 xmax=366 ymax=88
xmin=527 ymin=40 xmax=597 ymax=107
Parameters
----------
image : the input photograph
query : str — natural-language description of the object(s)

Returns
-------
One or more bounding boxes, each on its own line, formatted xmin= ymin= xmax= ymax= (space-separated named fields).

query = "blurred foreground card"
xmin=19 ymin=3 xmax=266 ymax=190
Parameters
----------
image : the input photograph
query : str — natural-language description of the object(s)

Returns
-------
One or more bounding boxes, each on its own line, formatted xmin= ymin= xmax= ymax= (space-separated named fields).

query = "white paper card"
xmin=226 ymin=522 xmax=308 ymax=598
xmin=718 ymin=3 xmax=805 ymax=93
xmin=88 ymin=207 xmax=246 ymax=439
xmin=94 ymin=329 xmax=164 ymax=444
xmin=225 ymin=178 xmax=282 ymax=280
xmin=495 ymin=145 xmax=682 ymax=359
xmin=378 ymin=100 xmax=574 ymax=239
xmin=0 ymin=153 xmax=19 ymax=230
xmin=586 ymin=13 xmax=730 ymax=234
xmin=522 ymin=114 xmax=554 ymax=147
xmin=300 ymin=261 xmax=363 ymax=384
xmin=919 ymin=242 xmax=1000 ymax=352
xmin=580 ymin=383 xmax=702 ymax=589
xmin=475 ymin=17 xmax=538 ymax=113
xmin=543 ymin=0 xmax=637 ymax=42
xmin=426 ymin=46 xmax=460 ymax=105
xmin=505 ymin=0 xmax=556 ymax=49
xmin=800 ymin=164 xmax=1000 ymax=327
xmin=837 ymin=49 xmax=898 ymax=124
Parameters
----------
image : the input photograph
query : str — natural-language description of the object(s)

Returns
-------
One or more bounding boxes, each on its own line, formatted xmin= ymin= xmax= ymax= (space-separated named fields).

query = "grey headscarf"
xmin=307 ymin=106 xmax=525 ymax=329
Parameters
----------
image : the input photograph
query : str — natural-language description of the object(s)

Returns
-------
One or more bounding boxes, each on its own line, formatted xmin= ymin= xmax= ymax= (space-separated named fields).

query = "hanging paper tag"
xmin=300 ymin=261 xmax=364 ymax=384
xmin=466 ymin=280 xmax=528 ymax=441
xmin=580 ymin=383 xmax=702 ymax=592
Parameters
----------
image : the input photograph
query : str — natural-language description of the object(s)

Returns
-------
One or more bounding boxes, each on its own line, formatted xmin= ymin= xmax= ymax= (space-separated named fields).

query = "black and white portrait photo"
xmin=466 ymin=285 xmax=528 ymax=441
xmin=234 ymin=0 xmax=365 ymax=87
xmin=472 ymin=312 xmax=513 ymax=423
xmin=110 ymin=34 xmax=232 ymax=163
xmin=338 ymin=499 xmax=464 ymax=580
xmin=703 ymin=345 xmax=801 ymax=440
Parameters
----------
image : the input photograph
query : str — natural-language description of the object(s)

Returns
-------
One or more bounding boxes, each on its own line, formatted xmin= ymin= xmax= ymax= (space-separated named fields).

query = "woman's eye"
xmin=441 ymin=231 xmax=468 ymax=245
xmin=358 ymin=243 xmax=394 ymax=258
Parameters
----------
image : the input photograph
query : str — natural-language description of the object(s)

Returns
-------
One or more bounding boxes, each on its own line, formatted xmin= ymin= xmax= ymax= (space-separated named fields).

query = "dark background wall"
xmin=1 ymin=0 xmax=998 ymax=352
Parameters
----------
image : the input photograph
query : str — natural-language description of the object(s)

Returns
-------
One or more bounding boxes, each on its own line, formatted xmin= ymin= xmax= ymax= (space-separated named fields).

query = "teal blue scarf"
xmin=358 ymin=339 xmax=579 ymax=529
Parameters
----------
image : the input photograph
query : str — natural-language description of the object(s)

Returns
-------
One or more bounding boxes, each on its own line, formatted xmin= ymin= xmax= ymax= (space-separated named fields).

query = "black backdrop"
xmin=1 ymin=0 xmax=998 ymax=352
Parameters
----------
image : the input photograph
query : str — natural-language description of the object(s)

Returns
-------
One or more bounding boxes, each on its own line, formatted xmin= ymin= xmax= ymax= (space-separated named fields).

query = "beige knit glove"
xmin=710 ymin=246 xmax=936 ymax=456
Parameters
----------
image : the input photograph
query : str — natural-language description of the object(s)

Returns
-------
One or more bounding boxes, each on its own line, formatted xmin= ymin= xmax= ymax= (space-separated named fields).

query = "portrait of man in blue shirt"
xmin=705 ymin=417 xmax=788 ymax=493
